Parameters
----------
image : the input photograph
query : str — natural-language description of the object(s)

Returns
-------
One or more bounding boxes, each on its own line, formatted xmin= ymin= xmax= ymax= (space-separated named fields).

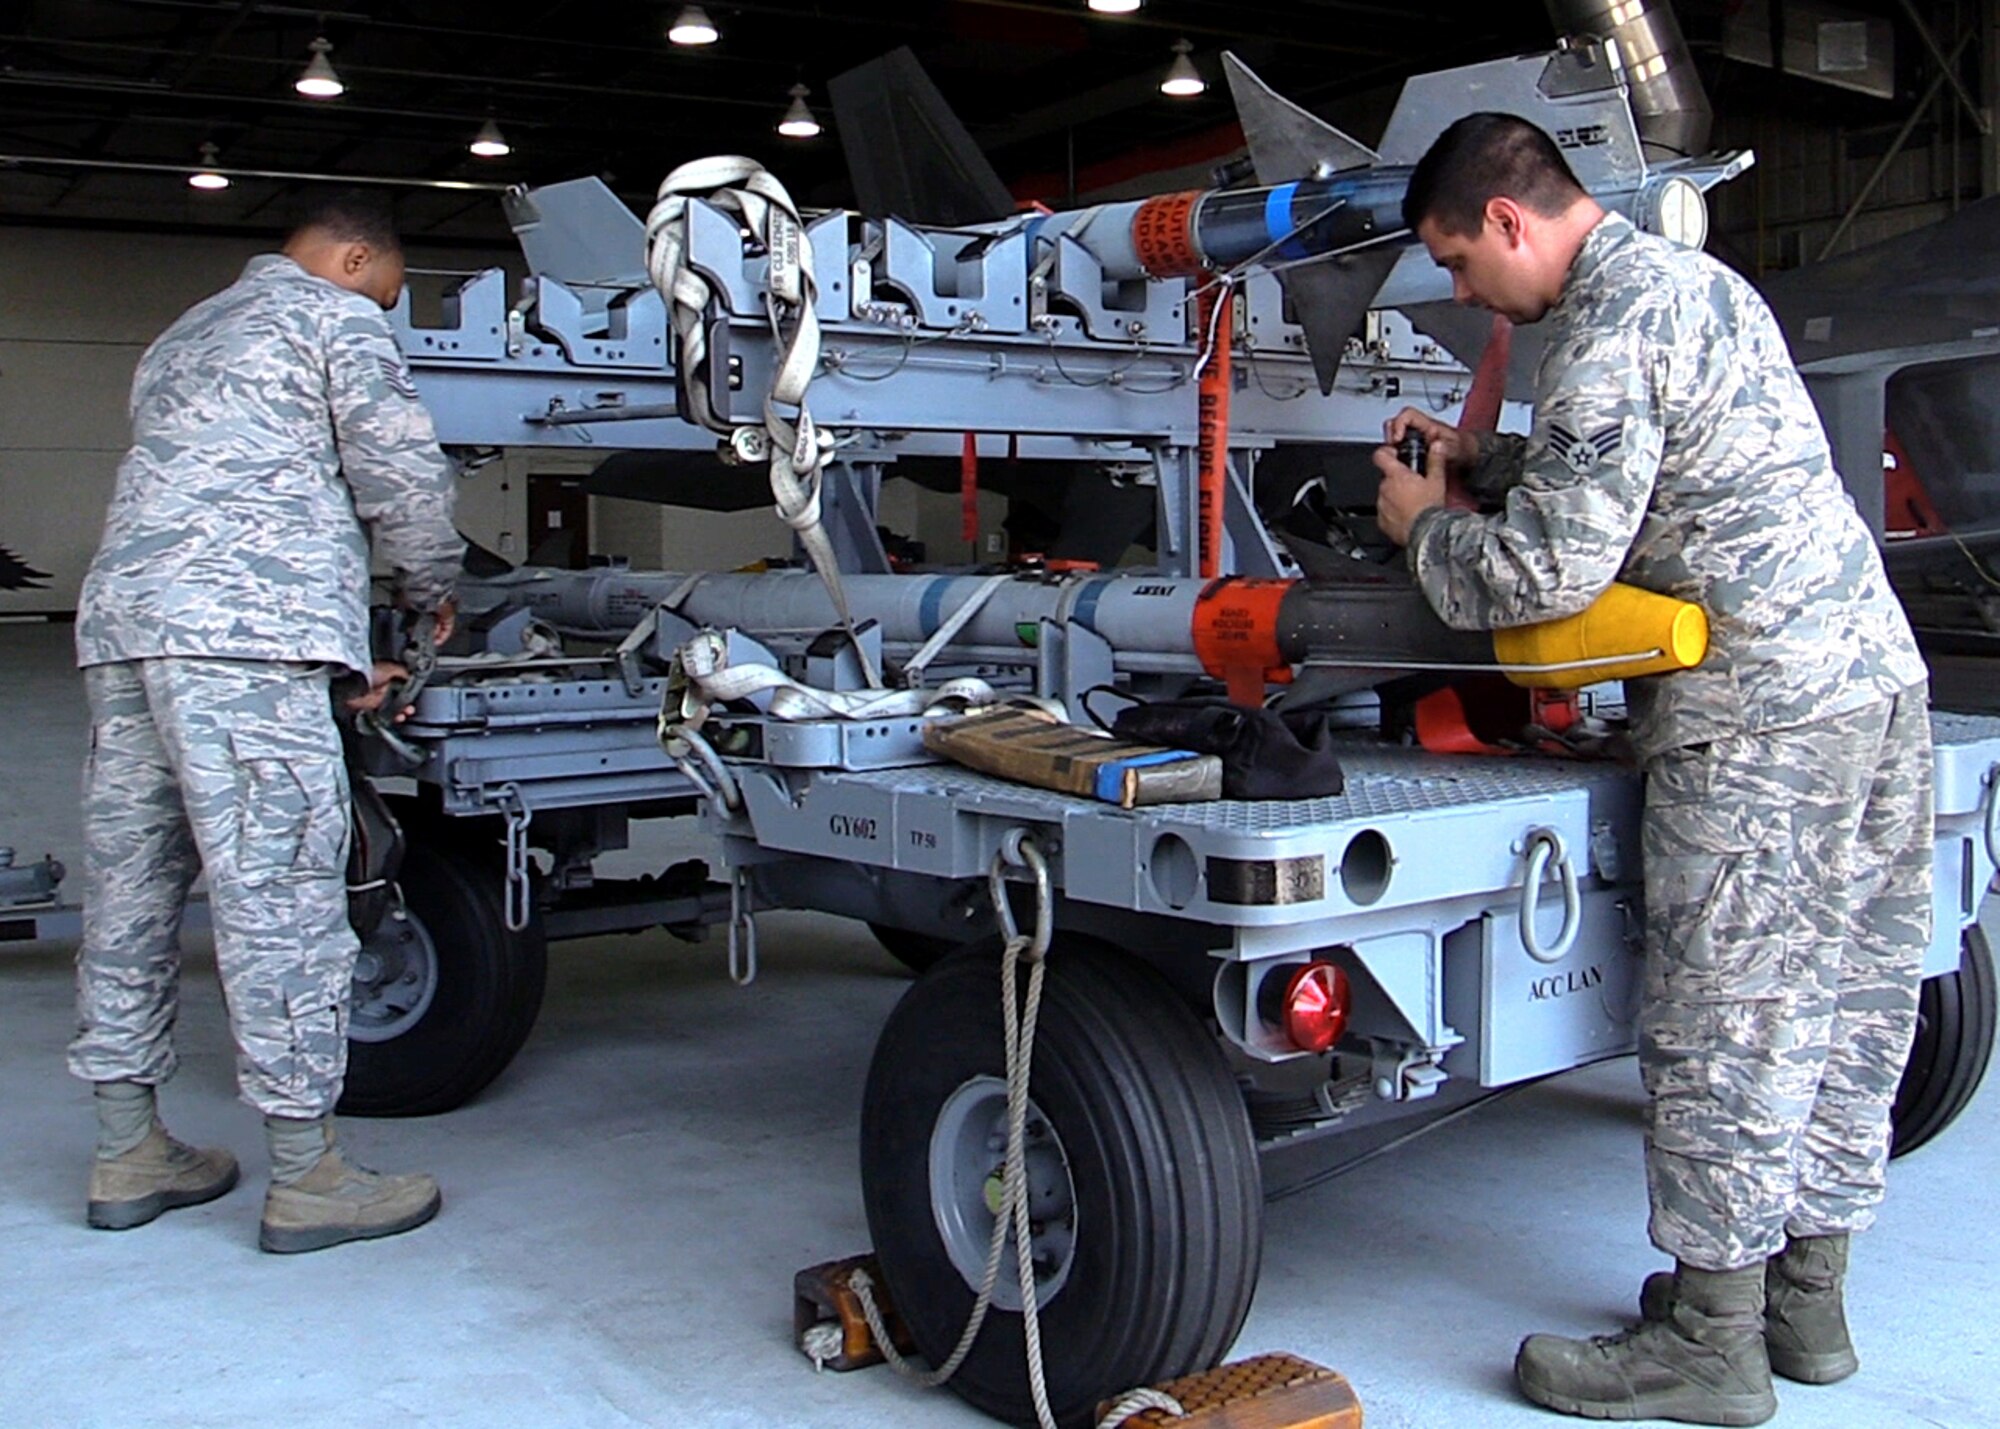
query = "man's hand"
xmin=432 ymin=597 xmax=456 ymax=647
xmin=1383 ymin=406 xmax=1480 ymax=469
xmin=1373 ymin=440 xmax=1449 ymax=548
xmin=344 ymin=660 xmax=413 ymax=720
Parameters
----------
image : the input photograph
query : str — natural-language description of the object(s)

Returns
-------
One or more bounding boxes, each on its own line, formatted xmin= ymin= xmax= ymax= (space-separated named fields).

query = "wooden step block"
xmin=1098 ymin=1353 xmax=1363 ymax=1429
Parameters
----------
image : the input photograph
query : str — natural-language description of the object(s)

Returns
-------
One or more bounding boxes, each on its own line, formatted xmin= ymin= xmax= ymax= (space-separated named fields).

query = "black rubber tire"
xmin=339 ymin=834 xmax=548 ymax=1117
xmin=868 ymin=922 xmax=963 ymax=975
xmin=860 ymin=937 xmax=1262 ymax=1428
xmin=1891 ymin=920 xmax=1996 ymax=1157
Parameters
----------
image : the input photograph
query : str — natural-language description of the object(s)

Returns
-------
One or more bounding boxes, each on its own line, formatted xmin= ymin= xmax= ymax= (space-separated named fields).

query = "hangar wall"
xmin=0 ymin=226 xmax=986 ymax=619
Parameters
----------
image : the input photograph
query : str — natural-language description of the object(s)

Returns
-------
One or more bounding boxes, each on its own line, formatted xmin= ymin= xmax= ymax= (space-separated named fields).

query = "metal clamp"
xmin=497 ymin=782 xmax=534 ymax=933
xmin=728 ymin=865 xmax=759 ymax=986
xmin=1519 ymin=826 xmax=1581 ymax=964
xmin=989 ymin=829 xmax=1053 ymax=963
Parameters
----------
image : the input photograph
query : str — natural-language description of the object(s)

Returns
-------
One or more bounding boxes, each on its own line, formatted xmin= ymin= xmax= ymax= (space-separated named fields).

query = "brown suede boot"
xmin=1639 ymin=1236 xmax=1858 ymax=1384
xmin=87 ymin=1123 xmax=240 ymax=1230
xmin=1516 ymin=1264 xmax=1777 ymax=1425
xmin=258 ymin=1116 xmax=441 ymax=1254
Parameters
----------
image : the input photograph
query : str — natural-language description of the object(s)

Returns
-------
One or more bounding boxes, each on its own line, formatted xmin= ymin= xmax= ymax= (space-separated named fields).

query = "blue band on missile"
xmin=1073 ymin=577 xmax=1113 ymax=632
xmin=919 ymin=577 xmax=950 ymax=638
xmin=1265 ymin=182 xmax=1311 ymax=261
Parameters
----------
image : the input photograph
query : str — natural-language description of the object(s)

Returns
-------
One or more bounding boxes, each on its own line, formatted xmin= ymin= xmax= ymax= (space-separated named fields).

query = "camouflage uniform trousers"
xmin=68 ymin=658 xmax=356 ymax=1120
xmin=1639 ymin=686 xmax=1933 ymax=1271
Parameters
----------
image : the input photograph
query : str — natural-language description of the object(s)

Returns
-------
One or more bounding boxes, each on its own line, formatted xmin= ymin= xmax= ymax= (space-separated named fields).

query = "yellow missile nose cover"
xmin=1492 ymin=583 xmax=1708 ymax=689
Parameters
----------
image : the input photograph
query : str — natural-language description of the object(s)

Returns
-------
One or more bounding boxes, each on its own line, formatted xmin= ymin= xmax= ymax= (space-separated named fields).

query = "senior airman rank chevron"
xmin=1548 ymin=421 xmax=1622 ymax=476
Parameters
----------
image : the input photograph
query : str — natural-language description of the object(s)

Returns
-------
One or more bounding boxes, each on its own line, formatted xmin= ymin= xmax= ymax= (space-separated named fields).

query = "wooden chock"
xmin=1097 ymin=1353 xmax=1364 ymax=1429
xmin=792 ymin=1254 xmax=915 ymax=1373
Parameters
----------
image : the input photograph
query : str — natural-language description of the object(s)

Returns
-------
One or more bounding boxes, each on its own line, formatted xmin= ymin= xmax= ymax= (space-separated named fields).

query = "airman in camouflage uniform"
xmin=70 ymin=190 xmax=460 ymax=1252
xmin=1375 ymin=115 xmax=1931 ymax=1425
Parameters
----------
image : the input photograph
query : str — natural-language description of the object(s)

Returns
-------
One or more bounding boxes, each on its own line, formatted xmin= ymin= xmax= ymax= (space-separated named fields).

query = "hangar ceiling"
xmin=0 ymin=1 xmax=1985 ymax=253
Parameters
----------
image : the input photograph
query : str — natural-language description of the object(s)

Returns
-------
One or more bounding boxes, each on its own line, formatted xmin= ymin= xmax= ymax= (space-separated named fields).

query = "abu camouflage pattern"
xmin=75 ymin=253 xmax=460 ymax=677
xmin=1407 ymin=212 xmax=1926 ymax=763
xmin=69 ymin=659 xmax=356 ymax=1120
xmin=1639 ymin=690 xmax=1932 ymax=1270
xmin=1403 ymin=210 xmax=1935 ymax=1273
xmin=70 ymin=251 xmax=458 ymax=1118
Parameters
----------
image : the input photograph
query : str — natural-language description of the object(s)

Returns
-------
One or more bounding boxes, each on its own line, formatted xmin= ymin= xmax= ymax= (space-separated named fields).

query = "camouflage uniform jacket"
xmin=1406 ymin=212 xmax=1925 ymax=760
xmin=76 ymin=254 xmax=459 ymax=677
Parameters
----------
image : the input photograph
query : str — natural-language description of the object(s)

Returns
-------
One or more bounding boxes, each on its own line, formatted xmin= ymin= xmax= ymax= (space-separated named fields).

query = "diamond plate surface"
xmin=839 ymin=747 xmax=1623 ymax=831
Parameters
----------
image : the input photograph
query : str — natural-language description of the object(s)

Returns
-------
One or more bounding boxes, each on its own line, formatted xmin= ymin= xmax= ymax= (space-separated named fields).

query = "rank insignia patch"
xmin=1548 ymin=421 xmax=1622 ymax=476
xmin=376 ymin=354 xmax=420 ymax=400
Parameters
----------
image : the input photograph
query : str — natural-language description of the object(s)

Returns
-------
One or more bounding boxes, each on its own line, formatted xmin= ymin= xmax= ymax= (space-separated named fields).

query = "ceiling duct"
xmin=1544 ymin=0 xmax=1712 ymax=160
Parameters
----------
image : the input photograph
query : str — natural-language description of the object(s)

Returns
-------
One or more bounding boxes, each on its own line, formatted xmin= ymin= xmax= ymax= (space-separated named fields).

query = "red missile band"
xmin=1132 ymin=191 xmax=1204 ymax=277
xmin=1192 ymin=577 xmax=1295 ymax=706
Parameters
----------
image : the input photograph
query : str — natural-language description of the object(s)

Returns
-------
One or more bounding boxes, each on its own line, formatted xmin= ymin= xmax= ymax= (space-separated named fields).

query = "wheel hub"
xmin=348 ymin=907 xmax=439 ymax=1044
xmin=929 ymin=1074 xmax=1079 ymax=1312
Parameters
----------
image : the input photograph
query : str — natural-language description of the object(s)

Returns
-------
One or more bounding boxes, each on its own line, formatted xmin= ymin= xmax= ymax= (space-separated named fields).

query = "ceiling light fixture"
xmin=468 ymin=118 xmax=511 ymax=157
xmin=294 ymin=36 xmax=344 ymax=99
xmin=188 ymin=142 xmax=229 ymax=190
xmin=668 ymin=5 xmax=719 ymax=45
xmin=1160 ymin=39 xmax=1205 ymax=98
xmin=777 ymin=83 xmax=821 ymax=138
xmin=1087 ymin=0 xmax=1142 ymax=13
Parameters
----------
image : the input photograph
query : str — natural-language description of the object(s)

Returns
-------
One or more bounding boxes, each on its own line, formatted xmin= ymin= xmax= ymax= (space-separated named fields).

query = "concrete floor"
xmin=3 ymin=618 xmax=1996 ymax=1429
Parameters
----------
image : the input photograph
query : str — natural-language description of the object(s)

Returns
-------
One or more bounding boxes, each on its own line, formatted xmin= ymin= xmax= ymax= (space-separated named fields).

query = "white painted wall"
xmin=0 ymin=224 xmax=923 ymax=617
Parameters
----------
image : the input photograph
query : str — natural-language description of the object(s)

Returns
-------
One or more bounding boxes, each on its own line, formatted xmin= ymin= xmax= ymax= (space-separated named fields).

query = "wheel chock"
xmin=792 ymin=1254 xmax=914 ymax=1372
xmin=1097 ymin=1353 xmax=1363 ymax=1428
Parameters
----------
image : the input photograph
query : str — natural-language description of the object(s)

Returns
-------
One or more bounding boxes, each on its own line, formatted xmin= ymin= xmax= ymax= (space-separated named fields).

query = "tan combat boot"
xmin=88 ymin=1123 xmax=240 ymax=1230
xmin=1639 ymin=1235 xmax=1858 ymax=1384
xmin=258 ymin=1116 xmax=442 ymax=1254
xmin=1516 ymin=1263 xmax=1777 ymax=1425
xmin=87 ymin=1082 xmax=238 ymax=1230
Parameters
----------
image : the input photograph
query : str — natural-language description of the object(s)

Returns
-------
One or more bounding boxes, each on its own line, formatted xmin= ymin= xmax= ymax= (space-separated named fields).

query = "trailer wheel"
xmin=339 ymin=834 xmax=547 ymax=1117
xmin=860 ymin=938 xmax=1261 ymax=1426
xmin=868 ymin=922 xmax=962 ymax=975
xmin=1891 ymin=920 xmax=1996 ymax=1157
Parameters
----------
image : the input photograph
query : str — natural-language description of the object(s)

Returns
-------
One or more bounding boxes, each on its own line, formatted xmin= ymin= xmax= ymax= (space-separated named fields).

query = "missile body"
xmin=460 ymin=567 xmax=1491 ymax=691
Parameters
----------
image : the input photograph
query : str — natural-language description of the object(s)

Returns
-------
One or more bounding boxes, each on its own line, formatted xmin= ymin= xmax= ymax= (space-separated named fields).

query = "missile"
xmin=1026 ymin=47 xmax=1751 ymax=395
xmin=463 ymin=566 xmax=1488 ymax=700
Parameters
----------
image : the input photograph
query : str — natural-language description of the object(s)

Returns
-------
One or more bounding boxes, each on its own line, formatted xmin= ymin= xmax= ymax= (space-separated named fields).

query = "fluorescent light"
xmin=188 ymin=143 xmax=229 ymax=190
xmin=1088 ymin=0 xmax=1142 ymax=12
xmin=777 ymin=83 xmax=821 ymax=138
xmin=468 ymin=119 xmax=510 ymax=158
xmin=668 ymin=5 xmax=719 ymax=45
xmin=1160 ymin=39 xmax=1205 ymax=97
xmin=295 ymin=37 xmax=344 ymax=99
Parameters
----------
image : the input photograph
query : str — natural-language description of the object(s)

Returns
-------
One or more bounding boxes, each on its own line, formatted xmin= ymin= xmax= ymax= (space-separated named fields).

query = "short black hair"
xmin=1402 ymin=113 xmax=1586 ymax=237
xmin=289 ymin=187 xmax=402 ymax=253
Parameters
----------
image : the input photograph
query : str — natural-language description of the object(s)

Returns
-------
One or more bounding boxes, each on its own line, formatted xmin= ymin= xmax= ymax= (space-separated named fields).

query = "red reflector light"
xmin=1283 ymin=962 xmax=1349 ymax=1053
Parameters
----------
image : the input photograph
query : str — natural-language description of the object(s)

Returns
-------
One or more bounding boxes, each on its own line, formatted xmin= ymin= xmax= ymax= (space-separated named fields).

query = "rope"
xmin=1096 ymin=1388 xmax=1189 ymax=1428
xmin=644 ymin=155 xmax=879 ymax=687
xmin=799 ymin=1321 xmax=845 ymax=1372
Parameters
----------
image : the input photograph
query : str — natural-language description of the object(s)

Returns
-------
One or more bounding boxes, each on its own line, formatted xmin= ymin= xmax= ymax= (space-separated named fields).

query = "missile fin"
xmin=1281 ymin=249 xmax=1401 ymax=395
xmin=1222 ymin=52 xmax=1380 ymax=185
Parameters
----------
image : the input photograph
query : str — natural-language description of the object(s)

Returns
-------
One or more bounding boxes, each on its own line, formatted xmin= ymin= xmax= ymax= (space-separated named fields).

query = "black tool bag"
xmin=1104 ymin=697 xmax=1346 ymax=800
xmin=345 ymin=764 xmax=406 ymax=940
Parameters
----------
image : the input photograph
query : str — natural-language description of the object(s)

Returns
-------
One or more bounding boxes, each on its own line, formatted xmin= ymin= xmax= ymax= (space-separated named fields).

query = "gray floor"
xmin=2 ymin=619 xmax=1995 ymax=1429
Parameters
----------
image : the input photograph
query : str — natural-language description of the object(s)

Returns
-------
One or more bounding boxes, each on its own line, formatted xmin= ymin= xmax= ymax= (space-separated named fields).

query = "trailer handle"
xmin=1519 ymin=826 xmax=1581 ymax=964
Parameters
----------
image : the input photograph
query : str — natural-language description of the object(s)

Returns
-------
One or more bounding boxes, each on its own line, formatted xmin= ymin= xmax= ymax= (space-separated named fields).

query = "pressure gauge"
xmin=1638 ymin=176 xmax=1709 ymax=251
